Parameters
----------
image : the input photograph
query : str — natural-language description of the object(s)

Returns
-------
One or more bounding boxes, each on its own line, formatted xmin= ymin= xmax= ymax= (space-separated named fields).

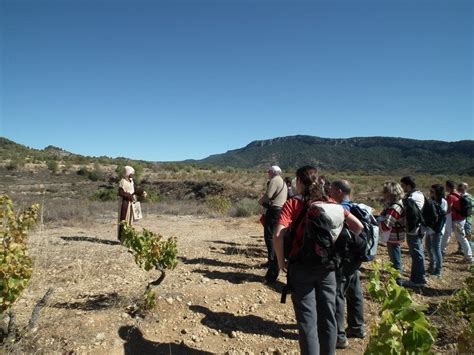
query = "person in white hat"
xmin=117 ymin=165 xmax=146 ymax=240
xmin=258 ymin=165 xmax=288 ymax=282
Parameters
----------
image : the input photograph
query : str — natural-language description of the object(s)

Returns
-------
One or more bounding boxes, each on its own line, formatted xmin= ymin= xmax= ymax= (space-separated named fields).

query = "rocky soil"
xmin=1 ymin=208 xmax=471 ymax=354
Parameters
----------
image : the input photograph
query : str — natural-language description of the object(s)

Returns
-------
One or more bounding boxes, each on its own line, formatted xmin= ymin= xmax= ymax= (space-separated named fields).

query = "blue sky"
xmin=1 ymin=0 xmax=472 ymax=161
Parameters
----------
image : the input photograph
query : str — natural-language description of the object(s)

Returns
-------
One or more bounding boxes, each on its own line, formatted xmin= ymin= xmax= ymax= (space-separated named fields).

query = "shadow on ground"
xmin=179 ymin=256 xmax=255 ymax=270
xmin=118 ymin=326 xmax=211 ymax=355
xmin=51 ymin=292 xmax=123 ymax=311
xmin=192 ymin=269 xmax=285 ymax=293
xmin=216 ymin=246 xmax=267 ymax=258
xmin=190 ymin=305 xmax=298 ymax=340
xmin=60 ymin=236 xmax=121 ymax=246
xmin=206 ymin=240 xmax=262 ymax=248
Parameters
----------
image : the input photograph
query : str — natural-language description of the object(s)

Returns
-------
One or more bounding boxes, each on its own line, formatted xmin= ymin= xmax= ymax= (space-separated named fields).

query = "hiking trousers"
xmin=406 ymin=233 xmax=426 ymax=284
xmin=335 ymin=264 xmax=365 ymax=342
xmin=263 ymin=207 xmax=281 ymax=281
xmin=263 ymin=207 xmax=281 ymax=261
xmin=289 ymin=263 xmax=337 ymax=355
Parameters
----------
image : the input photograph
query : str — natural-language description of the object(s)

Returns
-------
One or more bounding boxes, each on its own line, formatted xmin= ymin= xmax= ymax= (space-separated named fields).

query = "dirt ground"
xmin=1 ymin=206 xmax=471 ymax=355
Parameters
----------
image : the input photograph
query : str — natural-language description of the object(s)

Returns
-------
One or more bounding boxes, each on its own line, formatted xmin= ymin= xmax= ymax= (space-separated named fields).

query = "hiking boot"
xmin=264 ymin=267 xmax=279 ymax=283
xmin=336 ymin=338 xmax=349 ymax=349
xmin=401 ymin=280 xmax=426 ymax=288
xmin=346 ymin=329 xmax=367 ymax=339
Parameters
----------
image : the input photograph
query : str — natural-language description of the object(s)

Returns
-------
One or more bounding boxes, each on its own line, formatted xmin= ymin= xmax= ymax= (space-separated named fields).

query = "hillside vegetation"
xmin=2 ymin=135 xmax=473 ymax=176
xmin=198 ymin=136 xmax=474 ymax=175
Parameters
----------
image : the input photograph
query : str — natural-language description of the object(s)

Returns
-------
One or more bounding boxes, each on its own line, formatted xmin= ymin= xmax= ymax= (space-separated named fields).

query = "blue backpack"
xmin=342 ymin=202 xmax=379 ymax=262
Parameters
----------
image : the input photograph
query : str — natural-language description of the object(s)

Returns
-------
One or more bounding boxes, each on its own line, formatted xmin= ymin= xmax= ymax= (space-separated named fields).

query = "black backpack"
xmin=402 ymin=192 xmax=424 ymax=233
xmin=457 ymin=194 xmax=473 ymax=218
xmin=291 ymin=206 xmax=345 ymax=271
xmin=421 ymin=198 xmax=439 ymax=230
xmin=346 ymin=203 xmax=379 ymax=262
xmin=432 ymin=201 xmax=446 ymax=234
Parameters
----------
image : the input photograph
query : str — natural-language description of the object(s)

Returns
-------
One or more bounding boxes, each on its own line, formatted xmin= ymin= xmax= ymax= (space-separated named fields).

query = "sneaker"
xmin=346 ymin=329 xmax=366 ymax=339
xmin=336 ymin=338 xmax=349 ymax=349
xmin=401 ymin=280 xmax=426 ymax=288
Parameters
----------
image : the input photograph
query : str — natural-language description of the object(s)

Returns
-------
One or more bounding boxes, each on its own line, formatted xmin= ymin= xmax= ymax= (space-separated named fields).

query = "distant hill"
xmin=0 ymin=137 xmax=152 ymax=168
xmin=2 ymin=136 xmax=473 ymax=175
xmin=197 ymin=136 xmax=474 ymax=175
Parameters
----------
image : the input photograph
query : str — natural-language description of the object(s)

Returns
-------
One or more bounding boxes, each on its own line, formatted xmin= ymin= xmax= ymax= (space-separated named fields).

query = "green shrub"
xmin=87 ymin=170 xmax=101 ymax=181
xmin=365 ymin=261 xmax=436 ymax=354
xmin=92 ymin=188 xmax=117 ymax=201
xmin=206 ymin=195 xmax=231 ymax=215
xmin=439 ymin=265 xmax=474 ymax=352
xmin=6 ymin=158 xmax=25 ymax=171
xmin=230 ymin=198 xmax=261 ymax=217
xmin=46 ymin=160 xmax=59 ymax=174
xmin=77 ymin=166 xmax=105 ymax=181
xmin=0 ymin=195 xmax=39 ymax=315
xmin=120 ymin=223 xmax=178 ymax=272
xmin=143 ymin=190 xmax=160 ymax=203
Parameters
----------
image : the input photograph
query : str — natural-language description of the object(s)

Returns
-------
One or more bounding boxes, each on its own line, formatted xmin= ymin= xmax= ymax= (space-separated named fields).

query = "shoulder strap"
xmin=291 ymin=199 xmax=309 ymax=230
xmin=271 ymin=179 xmax=286 ymax=201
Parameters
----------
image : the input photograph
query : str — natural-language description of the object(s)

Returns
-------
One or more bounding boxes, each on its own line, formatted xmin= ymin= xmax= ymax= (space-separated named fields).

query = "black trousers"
xmin=264 ymin=207 xmax=281 ymax=281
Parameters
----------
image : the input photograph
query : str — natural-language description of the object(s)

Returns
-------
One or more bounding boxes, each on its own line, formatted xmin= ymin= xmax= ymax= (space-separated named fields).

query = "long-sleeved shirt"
xmin=263 ymin=175 xmax=288 ymax=208
xmin=380 ymin=200 xmax=405 ymax=243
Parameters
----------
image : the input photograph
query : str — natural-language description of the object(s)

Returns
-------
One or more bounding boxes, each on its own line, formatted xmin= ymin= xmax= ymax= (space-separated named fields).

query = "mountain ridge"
xmin=1 ymin=135 xmax=473 ymax=175
xmin=198 ymin=135 xmax=474 ymax=175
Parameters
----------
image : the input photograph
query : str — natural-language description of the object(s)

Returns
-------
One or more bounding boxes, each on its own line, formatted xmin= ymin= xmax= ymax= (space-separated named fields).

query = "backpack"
xmin=431 ymin=201 xmax=446 ymax=234
xmin=344 ymin=203 xmax=379 ymax=262
xmin=457 ymin=194 xmax=473 ymax=218
xmin=402 ymin=192 xmax=424 ymax=233
xmin=290 ymin=203 xmax=345 ymax=270
xmin=283 ymin=200 xmax=308 ymax=260
xmin=421 ymin=198 xmax=439 ymax=230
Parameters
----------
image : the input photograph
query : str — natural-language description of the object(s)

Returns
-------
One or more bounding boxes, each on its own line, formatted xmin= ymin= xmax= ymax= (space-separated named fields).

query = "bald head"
xmin=331 ymin=180 xmax=352 ymax=202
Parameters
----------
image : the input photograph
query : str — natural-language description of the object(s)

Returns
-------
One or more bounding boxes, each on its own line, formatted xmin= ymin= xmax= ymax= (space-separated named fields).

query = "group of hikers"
xmin=258 ymin=165 xmax=472 ymax=354
xmin=116 ymin=165 xmax=473 ymax=355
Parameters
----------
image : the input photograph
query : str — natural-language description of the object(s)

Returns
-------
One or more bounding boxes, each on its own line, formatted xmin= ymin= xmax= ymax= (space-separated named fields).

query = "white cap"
xmin=269 ymin=165 xmax=282 ymax=174
xmin=124 ymin=166 xmax=135 ymax=177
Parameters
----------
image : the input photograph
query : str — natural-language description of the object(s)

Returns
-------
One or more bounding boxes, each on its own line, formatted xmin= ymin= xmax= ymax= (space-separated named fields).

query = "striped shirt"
xmin=380 ymin=200 xmax=405 ymax=243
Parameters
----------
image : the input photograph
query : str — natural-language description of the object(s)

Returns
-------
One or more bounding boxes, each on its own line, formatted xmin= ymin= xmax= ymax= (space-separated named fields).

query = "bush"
xmin=206 ymin=195 xmax=231 ymax=215
xmin=87 ymin=170 xmax=102 ymax=182
xmin=92 ymin=187 xmax=117 ymax=201
xmin=77 ymin=166 xmax=89 ymax=176
xmin=439 ymin=265 xmax=474 ymax=352
xmin=6 ymin=158 xmax=25 ymax=171
xmin=143 ymin=190 xmax=160 ymax=203
xmin=230 ymin=198 xmax=261 ymax=217
xmin=0 ymin=195 xmax=39 ymax=314
xmin=365 ymin=261 xmax=436 ymax=354
xmin=77 ymin=166 xmax=105 ymax=181
xmin=46 ymin=160 xmax=59 ymax=174
xmin=120 ymin=224 xmax=178 ymax=272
